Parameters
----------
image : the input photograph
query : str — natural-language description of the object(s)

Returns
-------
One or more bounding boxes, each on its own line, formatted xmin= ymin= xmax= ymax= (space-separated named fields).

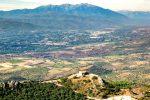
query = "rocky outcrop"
xmin=103 ymin=96 xmax=136 ymax=100
xmin=0 ymin=81 xmax=20 ymax=89
xmin=89 ymin=73 xmax=105 ymax=86
xmin=69 ymin=71 xmax=105 ymax=86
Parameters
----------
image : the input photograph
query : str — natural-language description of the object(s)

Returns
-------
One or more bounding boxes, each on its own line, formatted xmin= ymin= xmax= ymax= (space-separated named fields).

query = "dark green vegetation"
xmin=110 ymin=81 xmax=135 ymax=89
xmin=0 ymin=81 xmax=86 ymax=100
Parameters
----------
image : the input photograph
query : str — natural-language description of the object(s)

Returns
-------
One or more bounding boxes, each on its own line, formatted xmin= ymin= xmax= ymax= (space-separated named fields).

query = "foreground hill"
xmin=0 ymin=72 xmax=149 ymax=100
xmin=0 ymin=81 xmax=86 ymax=100
xmin=0 ymin=3 xmax=128 ymax=30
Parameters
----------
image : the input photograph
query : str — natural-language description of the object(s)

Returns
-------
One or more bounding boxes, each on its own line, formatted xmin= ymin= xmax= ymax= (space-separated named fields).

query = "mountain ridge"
xmin=0 ymin=3 xmax=129 ymax=30
xmin=119 ymin=10 xmax=150 ymax=19
xmin=36 ymin=3 xmax=126 ymax=18
xmin=0 ymin=3 xmax=127 ymax=18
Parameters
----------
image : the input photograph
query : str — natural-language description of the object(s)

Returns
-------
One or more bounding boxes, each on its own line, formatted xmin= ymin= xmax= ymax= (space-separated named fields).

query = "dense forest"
xmin=0 ymin=81 xmax=86 ymax=100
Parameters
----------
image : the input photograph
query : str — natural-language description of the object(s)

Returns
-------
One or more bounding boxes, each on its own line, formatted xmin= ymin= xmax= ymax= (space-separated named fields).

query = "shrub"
xmin=92 ymin=76 xmax=98 ymax=80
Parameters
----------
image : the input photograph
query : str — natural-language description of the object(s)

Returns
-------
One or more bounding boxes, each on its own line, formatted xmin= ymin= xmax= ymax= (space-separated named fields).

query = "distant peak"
xmin=79 ymin=3 xmax=96 ymax=7
xmin=76 ymin=3 xmax=96 ymax=6
xmin=38 ymin=3 xmax=98 ymax=8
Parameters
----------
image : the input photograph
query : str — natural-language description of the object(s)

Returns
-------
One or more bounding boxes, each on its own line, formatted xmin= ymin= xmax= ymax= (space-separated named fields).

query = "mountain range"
xmin=0 ymin=3 xmax=129 ymax=30
xmin=0 ymin=3 xmax=150 ymax=30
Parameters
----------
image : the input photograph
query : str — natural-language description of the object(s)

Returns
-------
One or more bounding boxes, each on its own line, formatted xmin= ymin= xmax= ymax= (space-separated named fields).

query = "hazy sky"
xmin=0 ymin=0 xmax=150 ymax=11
